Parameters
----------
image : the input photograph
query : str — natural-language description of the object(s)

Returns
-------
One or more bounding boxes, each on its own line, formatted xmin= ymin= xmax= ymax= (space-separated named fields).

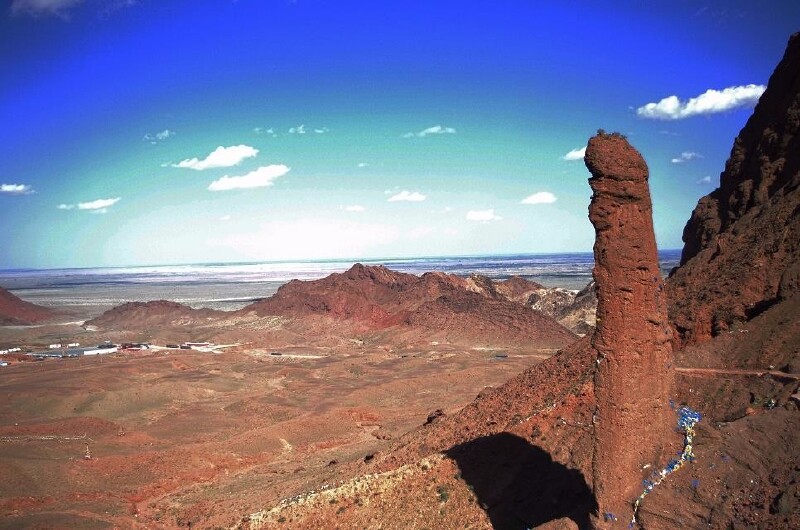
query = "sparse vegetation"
xmin=436 ymin=485 xmax=450 ymax=502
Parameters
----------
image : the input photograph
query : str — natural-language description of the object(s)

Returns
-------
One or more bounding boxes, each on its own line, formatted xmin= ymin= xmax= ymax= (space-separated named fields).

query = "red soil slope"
xmin=86 ymin=300 xmax=224 ymax=330
xmin=0 ymin=286 xmax=53 ymax=325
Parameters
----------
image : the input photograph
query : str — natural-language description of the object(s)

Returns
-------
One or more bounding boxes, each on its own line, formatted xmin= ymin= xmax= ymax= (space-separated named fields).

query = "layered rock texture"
xmin=584 ymin=132 xmax=676 ymax=527
xmin=668 ymin=32 xmax=800 ymax=346
xmin=0 ymin=286 xmax=53 ymax=325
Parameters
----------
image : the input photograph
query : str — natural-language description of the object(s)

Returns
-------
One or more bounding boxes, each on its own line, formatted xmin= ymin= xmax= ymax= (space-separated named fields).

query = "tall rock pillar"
xmin=584 ymin=132 xmax=676 ymax=528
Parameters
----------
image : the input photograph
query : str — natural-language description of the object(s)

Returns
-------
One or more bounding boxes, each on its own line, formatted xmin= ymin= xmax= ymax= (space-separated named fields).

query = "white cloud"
xmin=253 ymin=127 xmax=276 ymax=137
xmin=403 ymin=125 xmax=456 ymax=138
xmin=466 ymin=209 xmax=502 ymax=222
xmin=143 ymin=129 xmax=175 ymax=144
xmin=0 ymin=183 xmax=34 ymax=195
xmin=357 ymin=162 xmax=369 ymax=168
xmin=388 ymin=190 xmax=426 ymax=202
xmin=79 ymin=197 xmax=120 ymax=212
xmin=288 ymin=124 xmax=307 ymax=135
xmin=208 ymin=164 xmax=290 ymax=191
xmin=562 ymin=146 xmax=586 ymax=161
xmin=314 ymin=127 xmax=329 ymax=134
xmin=59 ymin=197 xmax=121 ymax=214
xmin=172 ymin=145 xmax=258 ymax=171
xmin=219 ymin=215 xmax=231 ymax=221
xmin=697 ymin=176 xmax=712 ymax=184
xmin=637 ymin=84 xmax=766 ymax=120
xmin=521 ymin=191 xmax=557 ymax=205
xmin=344 ymin=205 xmax=365 ymax=212
xmin=671 ymin=151 xmax=704 ymax=164
xmin=11 ymin=0 xmax=82 ymax=16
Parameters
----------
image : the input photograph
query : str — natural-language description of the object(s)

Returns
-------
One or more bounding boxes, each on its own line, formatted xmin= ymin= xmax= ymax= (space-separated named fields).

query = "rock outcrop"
xmin=584 ymin=132 xmax=676 ymax=527
xmin=0 ymin=286 xmax=53 ymax=325
xmin=528 ymin=280 xmax=598 ymax=335
xmin=668 ymin=32 xmax=800 ymax=346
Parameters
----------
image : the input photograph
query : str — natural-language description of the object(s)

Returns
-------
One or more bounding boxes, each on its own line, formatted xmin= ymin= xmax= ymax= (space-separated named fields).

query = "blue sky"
xmin=1 ymin=0 xmax=797 ymax=268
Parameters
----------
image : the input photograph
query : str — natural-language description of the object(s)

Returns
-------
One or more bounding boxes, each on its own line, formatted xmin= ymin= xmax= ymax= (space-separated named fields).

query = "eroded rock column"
xmin=584 ymin=132 xmax=676 ymax=528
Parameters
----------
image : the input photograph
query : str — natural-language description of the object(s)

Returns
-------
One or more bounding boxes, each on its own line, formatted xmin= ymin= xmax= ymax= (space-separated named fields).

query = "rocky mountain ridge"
xmin=668 ymin=32 xmax=800 ymax=348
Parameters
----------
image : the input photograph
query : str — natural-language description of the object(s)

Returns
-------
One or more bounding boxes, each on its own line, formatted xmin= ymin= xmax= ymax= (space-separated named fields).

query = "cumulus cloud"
xmin=288 ymin=124 xmax=307 ymax=135
xmin=562 ymin=146 xmax=586 ymax=161
xmin=357 ymin=162 xmax=369 ymax=168
xmin=388 ymin=190 xmax=426 ymax=202
xmin=466 ymin=209 xmax=502 ymax=222
xmin=0 ymin=183 xmax=34 ymax=195
xmin=314 ymin=127 xmax=330 ymax=134
xmin=671 ymin=151 xmax=703 ymax=164
xmin=636 ymin=84 xmax=766 ymax=120
xmin=697 ymin=176 xmax=712 ymax=185
xmin=172 ymin=145 xmax=258 ymax=171
xmin=344 ymin=205 xmax=365 ymax=212
xmin=521 ymin=191 xmax=557 ymax=205
xmin=208 ymin=164 xmax=290 ymax=191
xmin=143 ymin=129 xmax=175 ymax=144
xmin=403 ymin=125 xmax=456 ymax=138
xmin=59 ymin=197 xmax=121 ymax=214
xmin=11 ymin=0 xmax=82 ymax=16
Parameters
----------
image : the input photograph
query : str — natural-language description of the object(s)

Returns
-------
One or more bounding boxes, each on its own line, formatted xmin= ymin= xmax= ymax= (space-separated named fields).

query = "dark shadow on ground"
xmin=445 ymin=432 xmax=596 ymax=530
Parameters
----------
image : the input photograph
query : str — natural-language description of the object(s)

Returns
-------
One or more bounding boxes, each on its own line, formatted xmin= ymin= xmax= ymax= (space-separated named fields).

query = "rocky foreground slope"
xmin=0 ymin=286 xmax=53 ymax=325
xmin=238 ymin=34 xmax=800 ymax=530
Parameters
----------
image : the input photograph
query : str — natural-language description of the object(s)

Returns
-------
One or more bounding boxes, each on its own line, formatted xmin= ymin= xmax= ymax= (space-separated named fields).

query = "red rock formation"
xmin=242 ymin=264 xmax=577 ymax=348
xmin=668 ymin=32 xmax=800 ymax=346
xmin=87 ymin=300 xmax=223 ymax=330
xmin=0 ymin=286 xmax=53 ymax=325
xmin=584 ymin=132 xmax=676 ymax=527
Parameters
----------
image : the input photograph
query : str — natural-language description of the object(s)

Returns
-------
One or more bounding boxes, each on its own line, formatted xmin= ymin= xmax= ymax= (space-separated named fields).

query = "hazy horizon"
xmin=2 ymin=1 xmax=798 ymax=269
xmin=0 ymin=248 xmax=684 ymax=274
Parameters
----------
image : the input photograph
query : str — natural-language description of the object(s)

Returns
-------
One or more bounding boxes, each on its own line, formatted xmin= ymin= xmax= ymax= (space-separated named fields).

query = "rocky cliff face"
xmin=669 ymin=32 xmax=800 ymax=345
xmin=0 ymin=286 xmax=53 ymax=325
xmin=584 ymin=132 xmax=676 ymax=528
